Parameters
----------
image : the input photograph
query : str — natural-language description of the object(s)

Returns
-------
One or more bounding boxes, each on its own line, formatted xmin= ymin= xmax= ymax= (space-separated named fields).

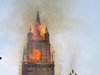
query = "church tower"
xmin=22 ymin=11 xmax=55 ymax=75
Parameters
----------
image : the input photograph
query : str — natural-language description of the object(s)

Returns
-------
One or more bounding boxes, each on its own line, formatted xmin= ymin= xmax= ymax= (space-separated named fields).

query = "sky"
xmin=0 ymin=0 xmax=100 ymax=75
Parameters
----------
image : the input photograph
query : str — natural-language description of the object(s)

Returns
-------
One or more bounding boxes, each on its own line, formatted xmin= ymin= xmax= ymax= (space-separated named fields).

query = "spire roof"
xmin=35 ymin=10 xmax=41 ymax=25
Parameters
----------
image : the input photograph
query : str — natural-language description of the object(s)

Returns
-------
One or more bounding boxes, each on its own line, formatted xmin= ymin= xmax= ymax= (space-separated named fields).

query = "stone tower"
xmin=22 ymin=11 xmax=55 ymax=75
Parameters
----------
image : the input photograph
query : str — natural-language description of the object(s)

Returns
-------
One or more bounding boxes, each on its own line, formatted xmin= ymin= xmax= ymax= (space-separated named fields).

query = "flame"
xmin=26 ymin=19 xmax=53 ymax=64
xmin=38 ymin=25 xmax=45 ymax=39
xmin=50 ymin=48 xmax=53 ymax=63
xmin=28 ymin=21 xmax=46 ymax=40
xmin=28 ymin=49 xmax=42 ymax=63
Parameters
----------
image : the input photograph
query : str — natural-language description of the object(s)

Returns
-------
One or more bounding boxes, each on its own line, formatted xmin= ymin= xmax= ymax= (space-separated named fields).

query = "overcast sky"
xmin=0 ymin=0 xmax=100 ymax=75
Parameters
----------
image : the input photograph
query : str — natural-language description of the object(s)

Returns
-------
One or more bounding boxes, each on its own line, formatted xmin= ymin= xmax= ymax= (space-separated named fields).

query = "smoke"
xmin=14 ymin=0 xmax=78 ymax=75
xmin=11 ymin=0 xmax=72 ymax=75
xmin=0 ymin=0 xmax=81 ymax=75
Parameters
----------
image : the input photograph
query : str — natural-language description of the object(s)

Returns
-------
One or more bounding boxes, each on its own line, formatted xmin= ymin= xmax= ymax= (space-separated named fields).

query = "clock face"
xmin=28 ymin=49 xmax=42 ymax=63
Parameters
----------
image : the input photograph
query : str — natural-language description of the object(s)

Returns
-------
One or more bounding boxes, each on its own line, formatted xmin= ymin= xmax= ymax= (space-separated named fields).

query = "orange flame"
xmin=28 ymin=22 xmax=46 ymax=40
xmin=28 ymin=49 xmax=42 ymax=63
xmin=38 ymin=25 xmax=45 ymax=39
xmin=50 ymin=48 xmax=53 ymax=63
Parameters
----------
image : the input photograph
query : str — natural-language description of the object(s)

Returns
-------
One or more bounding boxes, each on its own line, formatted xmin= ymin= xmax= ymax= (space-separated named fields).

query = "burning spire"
xmin=26 ymin=10 xmax=51 ymax=62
